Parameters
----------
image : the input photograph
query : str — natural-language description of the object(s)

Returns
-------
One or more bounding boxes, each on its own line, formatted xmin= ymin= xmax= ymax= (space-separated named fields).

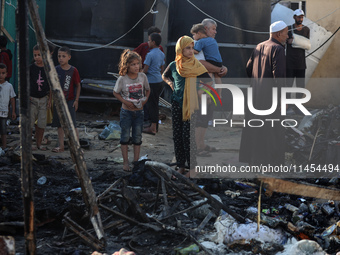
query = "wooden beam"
xmin=1 ymin=26 xmax=14 ymax=42
xmin=0 ymin=0 xmax=5 ymax=35
xmin=27 ymin=0 xmax=104 ymax=241
xmin=0 ymin=1 xmax=15 ymax=42
xmin=145 ymin=161 xmax=246 ymax=223
xmin=17 ymin=0 xmax=36 ymax=254
xmin=261 ymin=177 xmax=340 ymax=201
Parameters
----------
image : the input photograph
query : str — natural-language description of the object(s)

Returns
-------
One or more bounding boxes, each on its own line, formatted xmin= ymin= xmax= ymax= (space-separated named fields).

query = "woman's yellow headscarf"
xmin=175 ymin=36 xmax=207 ymax=121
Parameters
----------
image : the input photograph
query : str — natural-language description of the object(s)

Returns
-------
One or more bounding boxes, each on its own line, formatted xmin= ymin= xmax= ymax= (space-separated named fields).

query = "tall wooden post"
xmin=27 ymin=0 xmax=104 ymax=242
xmin=17 ymin=0 xmax=36 ymax=254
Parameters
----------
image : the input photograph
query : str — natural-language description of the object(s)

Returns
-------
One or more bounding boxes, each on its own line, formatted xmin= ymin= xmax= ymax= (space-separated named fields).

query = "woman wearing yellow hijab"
xmin=162 ymin=36 xmax=210 ymax=176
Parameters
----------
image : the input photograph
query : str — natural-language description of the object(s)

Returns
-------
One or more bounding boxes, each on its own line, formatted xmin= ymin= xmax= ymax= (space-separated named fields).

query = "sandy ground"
xmin=7 ymin=104 xmax=244 ymax=175
xmin=29 ymin=107 xmax=178 ymax=171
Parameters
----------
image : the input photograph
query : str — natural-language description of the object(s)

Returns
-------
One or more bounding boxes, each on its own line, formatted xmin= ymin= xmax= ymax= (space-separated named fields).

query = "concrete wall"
xmin=307 ymin=0 xmax=340 ymax=108
xmin=307 ymin=0 xmax=340 ymax=78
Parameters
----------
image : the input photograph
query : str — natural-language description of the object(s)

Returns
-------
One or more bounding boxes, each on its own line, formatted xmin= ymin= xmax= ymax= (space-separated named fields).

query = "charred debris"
xmin=1 ymin=145 xmax=340 ymax=254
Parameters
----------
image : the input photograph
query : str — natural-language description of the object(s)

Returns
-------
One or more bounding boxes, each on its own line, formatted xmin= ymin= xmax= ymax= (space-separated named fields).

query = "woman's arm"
xmin=162 ymin=64 xmax=174 ymax=91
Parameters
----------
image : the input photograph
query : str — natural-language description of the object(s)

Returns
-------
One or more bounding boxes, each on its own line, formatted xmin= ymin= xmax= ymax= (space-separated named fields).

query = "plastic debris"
xmin=190 ymin=195 xmax=222 ymax=219
xmin=322 ymin=204 xmax=335 ymax=216
xmin=235 ymin=181 xmax=257 ymax=189
xmin=37 ymin=176 xmax=47 ymax=185
xmin=176 ymin=244 xmax=199 ymax=255
xmin=245 ymin=206 xmax=258 ymax=215
xmin=262 ymin=209 xmax=270 ymax=215
xmin=309 ymin=203 xmax=319 ymax=213
xmin=213 ymin=213 xmax=287 ymax=245
xmin=0 ymin=236 xmax=15 ymax=254
xmin=261 ymin=214 xmax=286 ymax=228
xmin=321 ymin=223 xmax=337 ymax=237
xmin=0 ymin=148 xmax=5 ymax=157
xmin=285 ymin=203 xmax=299 ymax=213
xmin=138 ymin=154 xmax=148 ymax=161
xmin=292 ymin=214 xmax=304 ymax=224
xmin=299 ymin=203 xmax=309 ymax=213
xmin=241 ymin=188 xmax=258 ymax=195
xmin=272 ymin=208 xmax=280 ymax=214
xmin=98 ymin=121 xmax=121 ymax=140
xmin=283 ymin=240 xmax=326 ymax=255
xmin=107 ymin=157 xmax=124 ymax=163
xmin=70 ymin=187 xmax=82 ymax=194
xmin=224 ymin=190 xmax=240 ymax=198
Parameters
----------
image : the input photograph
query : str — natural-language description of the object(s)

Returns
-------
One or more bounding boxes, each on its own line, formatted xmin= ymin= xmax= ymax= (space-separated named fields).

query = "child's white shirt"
xmin=194 ymin=40 xmax=206 ymax=61
xmin=0 ymin=81 xmax=16 ymax=117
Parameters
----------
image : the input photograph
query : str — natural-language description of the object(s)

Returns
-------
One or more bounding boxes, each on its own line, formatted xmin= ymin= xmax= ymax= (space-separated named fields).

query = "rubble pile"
xmin=1 ymin=154 xmax=340 ymax=254
xmin=1 ymin=111 xmax=340 ymax=254
xmin=286 ymin=105 xmax=340 ymax=166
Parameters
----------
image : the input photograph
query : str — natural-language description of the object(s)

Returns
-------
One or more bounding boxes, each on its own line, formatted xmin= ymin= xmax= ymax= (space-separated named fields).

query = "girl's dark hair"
xmin=118 ymin=49 xmax=142 ymax=76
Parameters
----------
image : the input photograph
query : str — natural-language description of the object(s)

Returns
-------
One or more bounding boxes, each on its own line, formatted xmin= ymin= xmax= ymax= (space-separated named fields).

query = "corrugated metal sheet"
xmin=45 ymin=0 xmax=146 ymax=79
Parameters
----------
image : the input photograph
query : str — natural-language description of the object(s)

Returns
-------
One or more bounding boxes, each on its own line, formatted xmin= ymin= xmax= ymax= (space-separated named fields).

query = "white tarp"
xmin=212 ymin=213 xmax=287 ymax=245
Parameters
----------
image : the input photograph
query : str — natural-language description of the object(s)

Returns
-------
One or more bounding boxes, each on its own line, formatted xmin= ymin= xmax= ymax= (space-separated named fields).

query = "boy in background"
xmin=51 ymin=46 xmax=81 ymax=153
xmin=134 ymin=26 xmax=165 ymax=128
xmin=30 ymin=44 xmax=52 ymax=150
xmin=134 ymin=26 xmax=164 ymax=67
xmin=142 ymin=33 xmax=165 ymax=135
xmin=0 ymin=36 xmax=12 ymax=81
xmin=0 ymin=63 xmax=16 ymax=149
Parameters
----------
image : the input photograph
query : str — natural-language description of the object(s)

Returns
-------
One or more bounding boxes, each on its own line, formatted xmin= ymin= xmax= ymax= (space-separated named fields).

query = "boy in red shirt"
xmin=51 ymin=46 xmax=81 ymax=153
xmin=0 ymin=36 xmax=12 ymax=81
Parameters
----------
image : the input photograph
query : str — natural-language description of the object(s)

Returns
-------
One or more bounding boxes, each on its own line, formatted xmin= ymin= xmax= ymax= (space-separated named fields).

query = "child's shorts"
xmin=51 ymin=100 xmax=77 ymax=128
xmin=119 ymin=108 xmax=144 ymax=145
xmin=0 ymin=117 xmax=7 ymax=135
xmin=31 ymin=95 xmax=48 ymax=129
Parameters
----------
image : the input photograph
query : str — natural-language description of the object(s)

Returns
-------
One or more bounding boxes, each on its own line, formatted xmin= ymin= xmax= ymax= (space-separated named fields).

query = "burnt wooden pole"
xmin=17 ymin=0 xmax=36 ymax=254
xmin=27 ymin=0 xmax=104 ymax=242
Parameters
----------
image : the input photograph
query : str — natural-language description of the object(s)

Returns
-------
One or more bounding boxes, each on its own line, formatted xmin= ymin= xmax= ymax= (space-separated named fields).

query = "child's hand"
xmin=218 ymin=66 xmax=228 ymax=77
xmin=11 ymin=111 xmax=16 ymax=120
xmin=124 ymin=101 xmax=135 ymax=110
xmin=73 ymin=100 xmax=79 ymax=111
